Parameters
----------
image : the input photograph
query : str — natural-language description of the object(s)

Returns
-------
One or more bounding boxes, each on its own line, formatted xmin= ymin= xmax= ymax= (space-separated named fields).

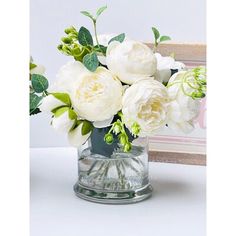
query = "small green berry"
xmin=119 ymin=134 xmax=127 ymax=145
xmin=104 ymin=133 xmax=114 ymax=145
xmin=113 ymin=122 xmax=122 ymax=134
xmin=64 ymin=26 xmax=76 ymax=34
xmin=131 ymin=122 xmax=141 ymax=136
xmin=57 ymin=44 xmax=63 ymax=50
xmin=61 ymin=37 xmax=72 ymax=44
xmin=124 ymin=142 xmax=132 ymax=152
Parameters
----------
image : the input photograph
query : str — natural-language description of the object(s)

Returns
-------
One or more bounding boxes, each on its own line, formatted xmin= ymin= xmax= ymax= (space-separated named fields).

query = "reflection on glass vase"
xmin=74 ymin=127 xmax=153 ymax=204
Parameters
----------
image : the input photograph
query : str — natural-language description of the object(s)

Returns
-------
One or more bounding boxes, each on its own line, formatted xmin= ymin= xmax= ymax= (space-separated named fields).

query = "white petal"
xmin=172 ymin=61 xmax=186 ymax=70
xmin=39 ymin=95 xmax=65 ymax=113
xmin=30 ymin=64 xmax=45 ymax=75
xmin=106 ymin=41 xmax=120 ymax=56
xmin=52 ymin=111 xmax=74 ymax=133
xmin=68 ymin=124 xmax=91 ymax=147
xmin=157 ymin=69 xmax=171 ymax=83
xmin=93 ymin=116 xmax=114 ymax=128
xmin=97 ymin=55 xmax=107 ymax=65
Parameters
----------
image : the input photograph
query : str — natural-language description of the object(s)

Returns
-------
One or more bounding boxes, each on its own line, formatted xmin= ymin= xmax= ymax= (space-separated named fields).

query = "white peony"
xmin=39 ymin=94 xmax=66 ymax=113
xmin=122 ymin=79 xmax=169 ymax=136
xmin=154 ymin=53 xmax=185 ymax=83
xmin=53 ymin=61 xmax=123 ymax=122
xmin=51 ymin=108 xmax=76 ymax=133
xmin=166 ymin=71 xmax=200 ymax=133
xmin=50 ymin=61 xmax=88 ymax=93
xmin=106 ymin=40 xmax=157 ymax=84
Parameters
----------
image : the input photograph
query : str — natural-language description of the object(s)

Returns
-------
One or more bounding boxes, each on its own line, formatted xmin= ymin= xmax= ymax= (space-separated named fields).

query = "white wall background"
xmin=30 ymin=0 xmax=206 ymax=147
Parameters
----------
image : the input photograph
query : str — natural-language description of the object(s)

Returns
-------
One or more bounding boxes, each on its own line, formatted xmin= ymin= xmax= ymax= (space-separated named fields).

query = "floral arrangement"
xmin=35 ymin=6 xmax=206 ymax=153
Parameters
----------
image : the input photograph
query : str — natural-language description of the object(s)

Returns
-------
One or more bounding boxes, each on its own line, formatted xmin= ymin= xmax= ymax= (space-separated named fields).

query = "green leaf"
xmin=30 ymin=62 xmax=37 ymax=70
xmin=31 ymin=74 xmax=49 ymax=93
xmin=152 ymin=27 xmax=160 ymax=41
xmin=51 ymin=93 xmax=71 ymax=106
xmin=83 ymin=52 xmax=99 ymax=72
xmin=108 ymin=33 xmax=125 ymax=44
xmin=81 ymin=120 xmax=93 ymax=135
xmin=68 ymin=109 xmax=77 ymax=120
xmin=160 ymin=35 xmax=171 ymax=42
xmin=96 ymin=5 xmax=107 ymax=18
xmin=54 ymin=107 xmax=69 ymax=118
xmin=78 ymin=26 xmax=94 ymax=46
xmin=30 ymin=93 xmax=43 ymax=114
xmin=94 ymin=44 xmax=107 ymax=54
xmin=80 ymin=11 xmax=94 ymax=20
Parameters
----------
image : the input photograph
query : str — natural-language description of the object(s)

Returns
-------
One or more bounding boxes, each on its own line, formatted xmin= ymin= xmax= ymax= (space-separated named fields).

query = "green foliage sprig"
xmin=104 ymin=112 xmax=140 ymax=152
xmin=30 ymin=63 xmax=49 ymax=115
xmin=152 ymin=26 xmax=171 ymax=52
xmin=167 ymin=66 xmax=207 ymax=99
xmin=50 ymin=93 xmax=94 ymax=135
xmin=58 ymin=6 xmax=126 ymax=72
xmin=57 ymin=26 xmax=91 ymax=62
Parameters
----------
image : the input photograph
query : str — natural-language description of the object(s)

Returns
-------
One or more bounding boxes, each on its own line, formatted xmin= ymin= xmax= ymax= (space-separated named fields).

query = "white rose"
xmin=166 ymin=71 xmax=200 ymax=133
xmin=122 ymin=79 xmax=169 ymax=136
xmin=55 ymin=61 xmax=123 ymax=122
xmin=51 ymin=107 xmax=76 ymax=133
xmin=30 ymin=64 xmax=45 ymax=75
xmin=154 ymin=53 xmax=185 ymax=83
xmin=106 ymin=40 xmax=157 ymax=84
xmin=68 ymin=122 xmax=92 ymax=147
xmin=39 ymin=94 xmax=66 ymax=113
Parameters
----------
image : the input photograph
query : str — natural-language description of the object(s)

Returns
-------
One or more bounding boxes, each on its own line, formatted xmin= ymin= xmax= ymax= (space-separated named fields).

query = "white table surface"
xmin=30 ymin=147 xmax=206 ymax=236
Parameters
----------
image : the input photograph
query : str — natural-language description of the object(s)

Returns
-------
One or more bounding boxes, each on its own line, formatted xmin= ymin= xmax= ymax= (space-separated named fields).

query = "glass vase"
xmin=73 ymin=128 xmax=153 ymax=204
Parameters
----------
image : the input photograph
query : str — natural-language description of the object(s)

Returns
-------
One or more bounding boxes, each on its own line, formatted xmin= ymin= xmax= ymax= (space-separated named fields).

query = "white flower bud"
xmin=39 ymin=95 xmax=66 ymax=113
xmin=51 ymin=108 xmax=76 ymax=133
xmin=68 ymin=123 xmax=91 ymax=147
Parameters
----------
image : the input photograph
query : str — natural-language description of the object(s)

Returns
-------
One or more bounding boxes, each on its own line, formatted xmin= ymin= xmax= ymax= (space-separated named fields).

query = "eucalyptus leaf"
xmin=78 ymin=26 xmax=94 ymax=46
xmin=51 ymin=92 xmax=71 ymax=106
xmin=80 ymin=11 xmax=94 ymax=20
xmin=160 ymin=35 xmax=171 ymax=42
xmin=31 ymin=74 xmax=49 ymax=93
xmin=108 ymin=33 xmax=125 ymax=44
xmin=30 ymin=93 xmax=43 ymax=114
xmin=96 ymin=5 xmax=107 ymax=18
xmin=152 ymin=27 xmax=160 ymax=41
xmin=83 ymin=52 xmax=99 ymax=72
xmin=82 ymin=120 xmax=93 ymax=135
xmin=30 ymin=108 xmax=41 ymax=116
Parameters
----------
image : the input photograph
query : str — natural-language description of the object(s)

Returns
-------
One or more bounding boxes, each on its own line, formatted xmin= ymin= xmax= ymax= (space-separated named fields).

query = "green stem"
xmin=153 ymin=41 xmax=158 ymax=53
xmin=42 ymin=90 xmax=48 ymax=97
xmin=93 ymin=20 xmax=104 ymax=55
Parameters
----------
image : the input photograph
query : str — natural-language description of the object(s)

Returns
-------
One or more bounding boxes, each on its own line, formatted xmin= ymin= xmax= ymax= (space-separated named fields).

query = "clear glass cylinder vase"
xmin=74 ymin=128 xmax=153 ymax=204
